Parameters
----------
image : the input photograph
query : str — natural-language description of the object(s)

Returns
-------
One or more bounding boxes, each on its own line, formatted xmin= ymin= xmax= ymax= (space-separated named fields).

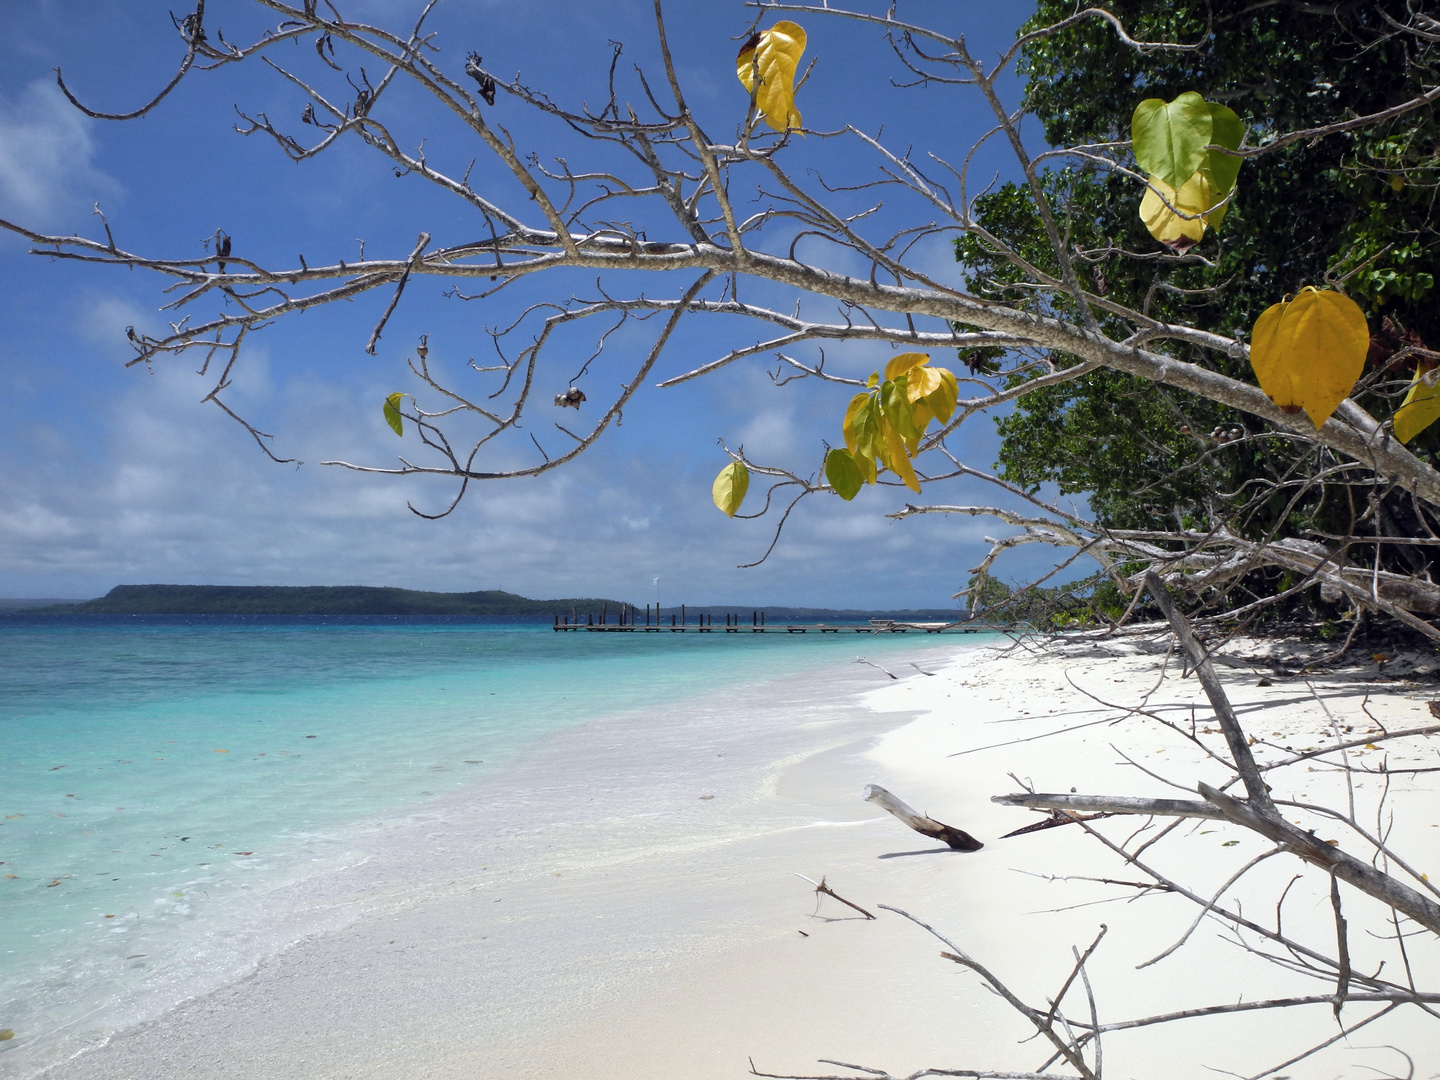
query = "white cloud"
xmin=76 ymin=294 xmax=154 ymax=349
xmin=0 ymin=78 xmax=118 ymax=227
xmin=0 ymin=362 xmax=1090 ymax=605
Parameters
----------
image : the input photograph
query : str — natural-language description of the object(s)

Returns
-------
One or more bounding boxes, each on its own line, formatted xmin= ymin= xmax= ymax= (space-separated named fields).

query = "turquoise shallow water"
xmin=0 ymin=616 xmax=980 ymax=1075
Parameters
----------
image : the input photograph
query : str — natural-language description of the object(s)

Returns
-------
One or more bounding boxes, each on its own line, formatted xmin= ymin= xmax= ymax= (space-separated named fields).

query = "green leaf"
xmin=880 ymin=376 xmax=920 ymax=446
xmin=384 ymin=392 xmax=405 ymax=437
xmin=1201 ymin=101 xmax=1245 ymax=201
xmin=843 ymin=393 xmax=882 ymax=483
xmin=824 ymin=447 xmax=864 ymax=500
xmin=712 ymin=460 xmax=750 ymax=517
xmin=1132 ymin=91 xmax=1211 ymax=192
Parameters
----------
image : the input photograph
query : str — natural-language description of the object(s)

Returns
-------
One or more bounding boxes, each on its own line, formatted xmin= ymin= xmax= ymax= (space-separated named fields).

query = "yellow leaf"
xmin=711 ymin=461 xmax=750 ymax=517
xmin=1248 ymin=287 xmax=1369 ymax=428
xmin=842 ymin=392 xmax=869 ymax=453
xmin=884 ymin=352 xmax=931 ymax=382
xmin=899 ymin=363 xmax=959 ymax=432
xmin=880 ymin=418 xmax=921 ymax=493
xmin=904 ymin=363 xmax=941 ymax=400
xmin=924 ymin=367 xmax=959 ymax=425
xmin=1393 ymin=367 xmax=1440 ymax=444
xmin=1139 ymin=171 xmax=1225 ymax=248
xmin=1249 ymin=296 xmax=1291 ymax=389
xmin=843 ymin=393 xmax=881 ymax=483
xmin=736 ymin=21 xmax=806 ymax=132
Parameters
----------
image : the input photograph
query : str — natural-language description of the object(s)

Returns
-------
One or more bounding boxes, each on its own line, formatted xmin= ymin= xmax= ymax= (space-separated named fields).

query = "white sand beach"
xmin=33 ymin=635 xmax=1439 ymax=1080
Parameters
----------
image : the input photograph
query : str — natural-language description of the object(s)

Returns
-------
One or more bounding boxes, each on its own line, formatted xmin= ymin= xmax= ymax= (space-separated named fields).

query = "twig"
xmin=795 ymin=874 xmax=875 ymax=919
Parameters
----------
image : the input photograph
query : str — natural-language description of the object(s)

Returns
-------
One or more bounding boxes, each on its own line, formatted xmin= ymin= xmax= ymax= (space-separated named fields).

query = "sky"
xmin=0 ymin=0 xmax=1049 ymax=609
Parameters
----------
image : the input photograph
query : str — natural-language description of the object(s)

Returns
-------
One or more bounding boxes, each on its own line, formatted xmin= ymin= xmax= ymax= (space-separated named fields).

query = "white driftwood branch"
xmin=863 ymin=784 xmax=984 ymax=851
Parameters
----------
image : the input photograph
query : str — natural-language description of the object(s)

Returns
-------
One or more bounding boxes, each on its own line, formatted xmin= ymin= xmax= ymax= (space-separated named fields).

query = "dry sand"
xmin=32 ymin=636 xmax=1439 ymax=1080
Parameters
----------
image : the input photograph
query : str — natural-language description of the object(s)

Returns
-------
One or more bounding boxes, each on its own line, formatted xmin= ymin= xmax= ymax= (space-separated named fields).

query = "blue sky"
xmin=0 ymin=1 xmax=1049 ymax=608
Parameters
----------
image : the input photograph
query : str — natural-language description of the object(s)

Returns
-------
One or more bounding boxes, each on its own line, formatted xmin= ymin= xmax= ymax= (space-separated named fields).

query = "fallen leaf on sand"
xmin=0 ymin=1030 xmax=13 ymax=1041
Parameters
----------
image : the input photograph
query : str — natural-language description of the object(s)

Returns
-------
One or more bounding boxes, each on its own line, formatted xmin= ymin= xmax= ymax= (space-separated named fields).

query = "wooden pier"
xmin=552 ymin=604 xmax=993 ymax=634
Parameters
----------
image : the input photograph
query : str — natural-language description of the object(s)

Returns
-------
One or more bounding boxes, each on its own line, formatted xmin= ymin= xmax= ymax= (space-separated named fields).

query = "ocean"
xmin=0 ymin=616 xmax=982 ymax=1078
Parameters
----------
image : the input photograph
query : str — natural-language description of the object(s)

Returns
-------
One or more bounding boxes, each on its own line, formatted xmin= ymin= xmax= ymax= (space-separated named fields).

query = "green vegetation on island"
xmin=33 ymin=586 xmax=966 ymax=621
xmin=56 ymin=585 xmax=626 ymax=617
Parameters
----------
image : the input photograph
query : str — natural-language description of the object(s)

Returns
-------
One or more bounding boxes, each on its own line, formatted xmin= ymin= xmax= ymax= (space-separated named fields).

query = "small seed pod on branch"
xmin=554 ymin=387 xmax=586 ymax=409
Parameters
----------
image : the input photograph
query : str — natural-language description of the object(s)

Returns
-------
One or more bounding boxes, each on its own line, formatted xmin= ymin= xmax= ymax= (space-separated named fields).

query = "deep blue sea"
xmin=0 ymin=616 xmax=980 ymax=1076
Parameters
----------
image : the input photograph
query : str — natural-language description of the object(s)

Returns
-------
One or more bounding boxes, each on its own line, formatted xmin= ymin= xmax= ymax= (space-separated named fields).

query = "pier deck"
xmin=553 ymin=620 xmax=994 ymax=634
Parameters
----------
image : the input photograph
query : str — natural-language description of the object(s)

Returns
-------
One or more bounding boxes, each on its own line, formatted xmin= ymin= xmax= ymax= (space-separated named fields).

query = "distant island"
xmin=46 ymin=585 xmax=627 ymax=617
xmin=21 ymin=585 xmax=966 ymax=621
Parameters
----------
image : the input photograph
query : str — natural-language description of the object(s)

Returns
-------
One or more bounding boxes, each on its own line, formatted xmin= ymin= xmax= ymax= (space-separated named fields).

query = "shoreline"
xmin=25 ymin=635 xmax=1440 ymax=1080
xmin=20 ymin=639 xmax=964 ymax=1080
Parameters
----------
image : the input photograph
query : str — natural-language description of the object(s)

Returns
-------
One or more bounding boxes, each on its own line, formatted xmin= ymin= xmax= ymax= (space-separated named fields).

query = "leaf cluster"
xmin=827 ymin=353 xmax=958 ymax=500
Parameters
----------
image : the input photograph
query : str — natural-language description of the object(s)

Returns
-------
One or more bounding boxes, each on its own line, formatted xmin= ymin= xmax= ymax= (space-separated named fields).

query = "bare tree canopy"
xmin=7 ymin=1 xmax=1440 ymax=639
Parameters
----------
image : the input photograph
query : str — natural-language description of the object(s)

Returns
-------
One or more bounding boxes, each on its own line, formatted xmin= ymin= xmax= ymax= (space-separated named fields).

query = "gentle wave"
xmin=0 ymin=619 xmax=986 ymax=1076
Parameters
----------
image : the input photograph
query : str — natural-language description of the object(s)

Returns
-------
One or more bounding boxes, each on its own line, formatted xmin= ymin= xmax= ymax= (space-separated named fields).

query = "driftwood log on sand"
xmin=863 ymin=784 xmax=984 ymax=852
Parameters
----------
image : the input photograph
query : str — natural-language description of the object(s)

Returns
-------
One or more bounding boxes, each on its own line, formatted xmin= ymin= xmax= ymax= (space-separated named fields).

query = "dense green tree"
xmin=965 ymin=1 xmax=1440 ymax=595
